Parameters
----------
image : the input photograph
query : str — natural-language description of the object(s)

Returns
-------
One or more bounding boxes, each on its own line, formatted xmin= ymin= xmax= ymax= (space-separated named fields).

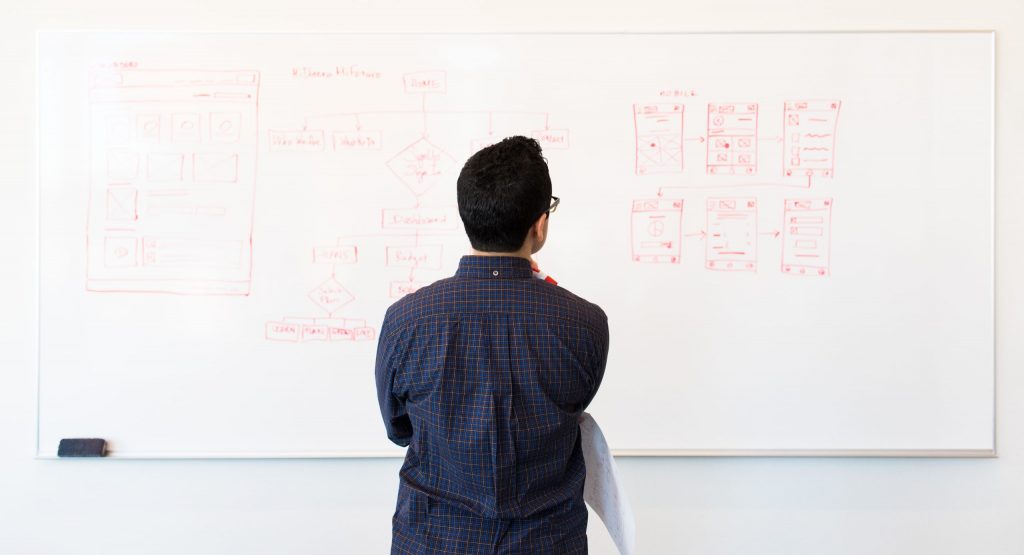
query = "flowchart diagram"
xmin=262 ymin=70 xmax=569 ymax=343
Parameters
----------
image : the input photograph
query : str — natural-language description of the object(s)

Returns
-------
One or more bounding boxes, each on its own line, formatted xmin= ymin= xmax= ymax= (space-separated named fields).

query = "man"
xmin=375 ymin=136 xmax=609 ymax=554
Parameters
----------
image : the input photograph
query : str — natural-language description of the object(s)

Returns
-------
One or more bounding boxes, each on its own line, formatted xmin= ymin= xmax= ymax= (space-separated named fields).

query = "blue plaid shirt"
xmin=376 ymin=255 xmax=609 ymax=554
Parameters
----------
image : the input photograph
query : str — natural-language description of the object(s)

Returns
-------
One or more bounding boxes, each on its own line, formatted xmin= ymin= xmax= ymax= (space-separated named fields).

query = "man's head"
xmin=456 ymin=136 xmax=553 ymax=255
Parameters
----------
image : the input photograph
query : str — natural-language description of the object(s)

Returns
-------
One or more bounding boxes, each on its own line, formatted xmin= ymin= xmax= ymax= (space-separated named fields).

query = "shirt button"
xmin=492 ymin=270 xmax=499 ymax=277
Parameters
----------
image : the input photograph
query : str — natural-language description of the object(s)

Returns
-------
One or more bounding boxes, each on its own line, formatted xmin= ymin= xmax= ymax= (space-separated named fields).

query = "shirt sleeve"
xmin=579 ymin=305 xmax=610 ymax=412
xmin=375 ymin=308 xmax=413 ymax=447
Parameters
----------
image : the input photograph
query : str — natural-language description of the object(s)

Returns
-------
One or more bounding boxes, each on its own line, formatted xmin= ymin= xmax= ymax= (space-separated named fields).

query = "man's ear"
xmin=533 ymin=213 xmax=548 ymax=243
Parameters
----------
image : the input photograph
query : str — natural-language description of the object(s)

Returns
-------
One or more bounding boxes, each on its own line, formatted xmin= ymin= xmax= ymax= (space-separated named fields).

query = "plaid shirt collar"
xmin=456 ymin=255 xmax=534 ymax=280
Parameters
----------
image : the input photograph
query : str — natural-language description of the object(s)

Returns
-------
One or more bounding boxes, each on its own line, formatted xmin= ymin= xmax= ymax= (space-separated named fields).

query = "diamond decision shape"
xmin=308 ymin=277 xmax=355 ymax=315
xmin=386 ymin=138 xmax=457 ymax=196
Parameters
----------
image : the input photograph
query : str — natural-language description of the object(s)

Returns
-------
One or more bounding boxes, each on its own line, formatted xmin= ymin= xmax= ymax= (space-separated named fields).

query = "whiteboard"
xmin=37 ymin=32 xmax=994 ymax=457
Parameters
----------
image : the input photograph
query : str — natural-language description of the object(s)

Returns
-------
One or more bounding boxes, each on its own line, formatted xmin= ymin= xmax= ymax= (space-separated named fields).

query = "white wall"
xmin=2 ymin=1 xmax=1022 ymax=553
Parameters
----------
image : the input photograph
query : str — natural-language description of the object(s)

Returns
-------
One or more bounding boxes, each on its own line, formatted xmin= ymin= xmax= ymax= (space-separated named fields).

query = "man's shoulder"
xmin=381 ymin=275 xmax=607 ymax=336
xmin=381 ymin=276 xmax=458 ymax=327
xmin=531 ymin=279 xmax=607 ymax=328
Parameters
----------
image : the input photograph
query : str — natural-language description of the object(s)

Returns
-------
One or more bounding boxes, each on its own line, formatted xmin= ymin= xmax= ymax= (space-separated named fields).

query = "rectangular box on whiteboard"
xmin=705 ymin=198 xmax=758 ymax=272
xmin=631 ymin=199 xmax=684 ymax=264
xmin=84 ymin=68 xmax=259 ymax=296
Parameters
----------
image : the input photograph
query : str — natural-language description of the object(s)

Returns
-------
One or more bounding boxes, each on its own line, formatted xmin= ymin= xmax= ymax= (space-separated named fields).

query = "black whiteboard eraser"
xmin=57 ymin=438 xmax=107 ymax=457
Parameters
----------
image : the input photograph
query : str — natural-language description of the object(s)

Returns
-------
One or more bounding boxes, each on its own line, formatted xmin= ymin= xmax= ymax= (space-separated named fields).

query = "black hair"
xmin=456 ymin=136 xmax=552 ymax=252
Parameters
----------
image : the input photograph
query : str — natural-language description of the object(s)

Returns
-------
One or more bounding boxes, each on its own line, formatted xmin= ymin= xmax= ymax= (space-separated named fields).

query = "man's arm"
xmin=579 ymin=306 xmax=610 ymax=412
xmin=374 ymin=309 xmax=412 ymax=447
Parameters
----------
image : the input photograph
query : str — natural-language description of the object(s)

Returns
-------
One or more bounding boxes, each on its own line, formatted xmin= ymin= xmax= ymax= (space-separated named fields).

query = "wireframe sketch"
xmin=706 ymin=103 xmax=758 ymax=175
xmin=631 ymin=199 xmax=684 ymax=263
xmin=86 ymin=69 xmax=260 ymax=295
xmin=783 ymin=100 xmax=841 ymax=178
xmin=634 ymin=104 xmax=684 ymax=175
xmin=705 ymin=198 xmax=758 ymax=271
xmin=781 ymin=198 xmax=833 ymax=276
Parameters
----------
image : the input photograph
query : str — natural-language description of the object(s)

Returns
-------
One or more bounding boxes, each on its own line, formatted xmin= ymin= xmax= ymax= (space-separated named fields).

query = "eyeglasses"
xmin=547 ymin=196 xmax=560 ymax=215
